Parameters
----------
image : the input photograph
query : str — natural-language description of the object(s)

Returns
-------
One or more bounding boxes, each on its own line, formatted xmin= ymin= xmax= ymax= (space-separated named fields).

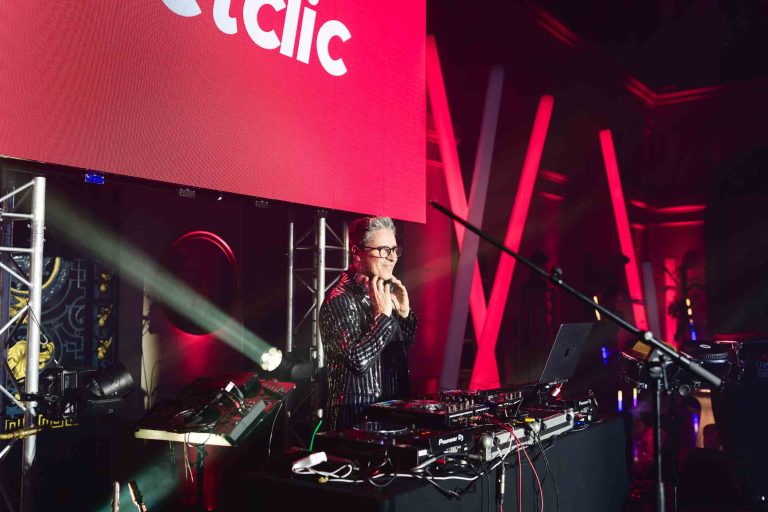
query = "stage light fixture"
xmin=259 ymin=348 xmax=313 ymax=381
xmin=260 ymin=347 xmax=283 ymax=372
xmin=36 ymin=363 xmax=135 ymax=419
xmin=83 ymin=363 xmax=135 ymax=415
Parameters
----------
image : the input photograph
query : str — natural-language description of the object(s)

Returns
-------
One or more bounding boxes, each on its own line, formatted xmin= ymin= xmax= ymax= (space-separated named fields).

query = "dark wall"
xmin=428 ymin=0 xmax=768 ymax=384
xmin=706 ymin=145 xmax=768 ymax=336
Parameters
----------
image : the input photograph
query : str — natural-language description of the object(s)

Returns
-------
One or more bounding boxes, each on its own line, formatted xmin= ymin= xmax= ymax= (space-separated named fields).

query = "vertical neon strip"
xmin=664 ymin=258 xmax=677 ymax=346
xmin=470 ymin=95 xmax=554 ymax=390
xmin=425 ymin=36 xmax=487 ymax=337
xmin=599 ymin=130 xmax=648 ymax=331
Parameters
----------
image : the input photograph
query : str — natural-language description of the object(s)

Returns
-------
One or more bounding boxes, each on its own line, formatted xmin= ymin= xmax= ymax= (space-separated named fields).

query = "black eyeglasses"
xmin=359 ymin=245 xmax=403 ymax=258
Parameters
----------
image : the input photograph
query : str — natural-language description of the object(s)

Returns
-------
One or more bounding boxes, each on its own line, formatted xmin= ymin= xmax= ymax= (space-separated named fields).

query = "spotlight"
xmin=36 ymin=363 xmax=134 ymax=419
xmin=216 ymin=192 xmax=223 ymax=201
xmin=260 ymin=347 xmax=283 ymax=372
xmin=83 ymin=363 xmax=135 ymax=415
xmin=258 ymin=348 xmax=313 ymax=381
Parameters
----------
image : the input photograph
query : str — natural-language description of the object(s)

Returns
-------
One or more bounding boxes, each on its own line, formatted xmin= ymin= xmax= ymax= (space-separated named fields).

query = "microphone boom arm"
xmin=429 ymin=200 xmax=721 ymax=388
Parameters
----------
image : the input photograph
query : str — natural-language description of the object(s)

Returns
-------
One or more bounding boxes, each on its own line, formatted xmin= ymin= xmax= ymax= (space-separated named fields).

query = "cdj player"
xmin=313 ymin=421 xmax=474 ymax=470
xmin=365 ymin=393 xmax=492 ymax=429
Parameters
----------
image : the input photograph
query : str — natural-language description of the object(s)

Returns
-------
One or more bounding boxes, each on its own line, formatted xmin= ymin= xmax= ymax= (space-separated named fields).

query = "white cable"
xmin=293 ymin=463 xmax=355 ymax=479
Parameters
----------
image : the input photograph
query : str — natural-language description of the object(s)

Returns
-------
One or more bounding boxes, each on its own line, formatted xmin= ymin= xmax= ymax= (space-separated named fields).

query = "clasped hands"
xmin=362 ymin=275 xmax=410 ymax=319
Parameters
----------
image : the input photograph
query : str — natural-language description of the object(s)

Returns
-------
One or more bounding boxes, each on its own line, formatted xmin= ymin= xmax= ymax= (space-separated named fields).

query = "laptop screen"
xmin=538 ymin=323 xmax=595 ymax=386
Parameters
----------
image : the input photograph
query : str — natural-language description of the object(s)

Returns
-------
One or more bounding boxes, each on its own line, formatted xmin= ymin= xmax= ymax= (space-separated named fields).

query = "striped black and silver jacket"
xmin=320 ymin=268 xmax=417 ymax=430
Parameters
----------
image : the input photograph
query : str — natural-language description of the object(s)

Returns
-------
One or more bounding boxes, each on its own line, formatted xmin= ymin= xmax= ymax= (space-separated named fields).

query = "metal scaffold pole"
xmin=21 ymin=177 xmax=45 ymax=512
xmin=286 ymin=214 xmax=295 ymax=354
xmin=0 ymin=176 xmax=45 ymax=512
xmin=314 ymin=212 xmax=326 ymax=371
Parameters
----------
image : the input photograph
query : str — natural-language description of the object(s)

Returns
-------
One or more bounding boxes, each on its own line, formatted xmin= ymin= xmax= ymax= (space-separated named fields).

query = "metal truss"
xmin=0 ymin=177 xmax=46 ymax=512
xmin=286 ymin=210 xmax=347 ymax=423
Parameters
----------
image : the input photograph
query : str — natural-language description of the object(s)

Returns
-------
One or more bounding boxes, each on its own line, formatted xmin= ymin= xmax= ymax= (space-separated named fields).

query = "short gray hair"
xmin=349 ymin=216 xmax=396 ymax=248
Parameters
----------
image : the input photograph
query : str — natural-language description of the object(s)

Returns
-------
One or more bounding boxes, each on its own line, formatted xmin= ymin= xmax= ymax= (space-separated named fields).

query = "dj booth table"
xmin=238 ymin=415 xmax=631 ymax=512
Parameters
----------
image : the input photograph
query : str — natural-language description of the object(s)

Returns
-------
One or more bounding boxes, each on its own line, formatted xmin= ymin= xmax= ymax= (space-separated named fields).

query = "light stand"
xmin=647 ymin=352 xmax=672 ymax=512
xmin=430 ymin=201 xmax=722 ymax=512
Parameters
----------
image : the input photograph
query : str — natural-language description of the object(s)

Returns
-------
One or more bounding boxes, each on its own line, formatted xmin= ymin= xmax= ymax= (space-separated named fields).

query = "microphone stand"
xmin=430 ymin=201 xmax=722 ymax=512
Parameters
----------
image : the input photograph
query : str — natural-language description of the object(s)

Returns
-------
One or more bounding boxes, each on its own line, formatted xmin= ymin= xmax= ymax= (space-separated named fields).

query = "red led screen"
xmin=0 ymin=1 xmax=426 ymax=222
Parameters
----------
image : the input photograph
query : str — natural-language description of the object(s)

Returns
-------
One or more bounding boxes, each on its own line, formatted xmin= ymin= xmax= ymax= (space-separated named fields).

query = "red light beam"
xmin=470 ymin=95 xmax=554 ymax=391
xmin=425 ymin=36 xmax=487 ymax=336
xmin=599 ymin=129 xmax=648 ymax=331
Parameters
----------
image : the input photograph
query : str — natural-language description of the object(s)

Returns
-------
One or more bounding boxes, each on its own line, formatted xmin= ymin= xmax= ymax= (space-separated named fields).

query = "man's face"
xmin=358 ymin=228 xmax=398 ymax=280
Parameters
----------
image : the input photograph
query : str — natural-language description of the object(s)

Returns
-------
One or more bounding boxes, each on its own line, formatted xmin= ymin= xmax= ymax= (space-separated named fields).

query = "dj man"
xmin=319 ymin=216 xmax=417 ymax=430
